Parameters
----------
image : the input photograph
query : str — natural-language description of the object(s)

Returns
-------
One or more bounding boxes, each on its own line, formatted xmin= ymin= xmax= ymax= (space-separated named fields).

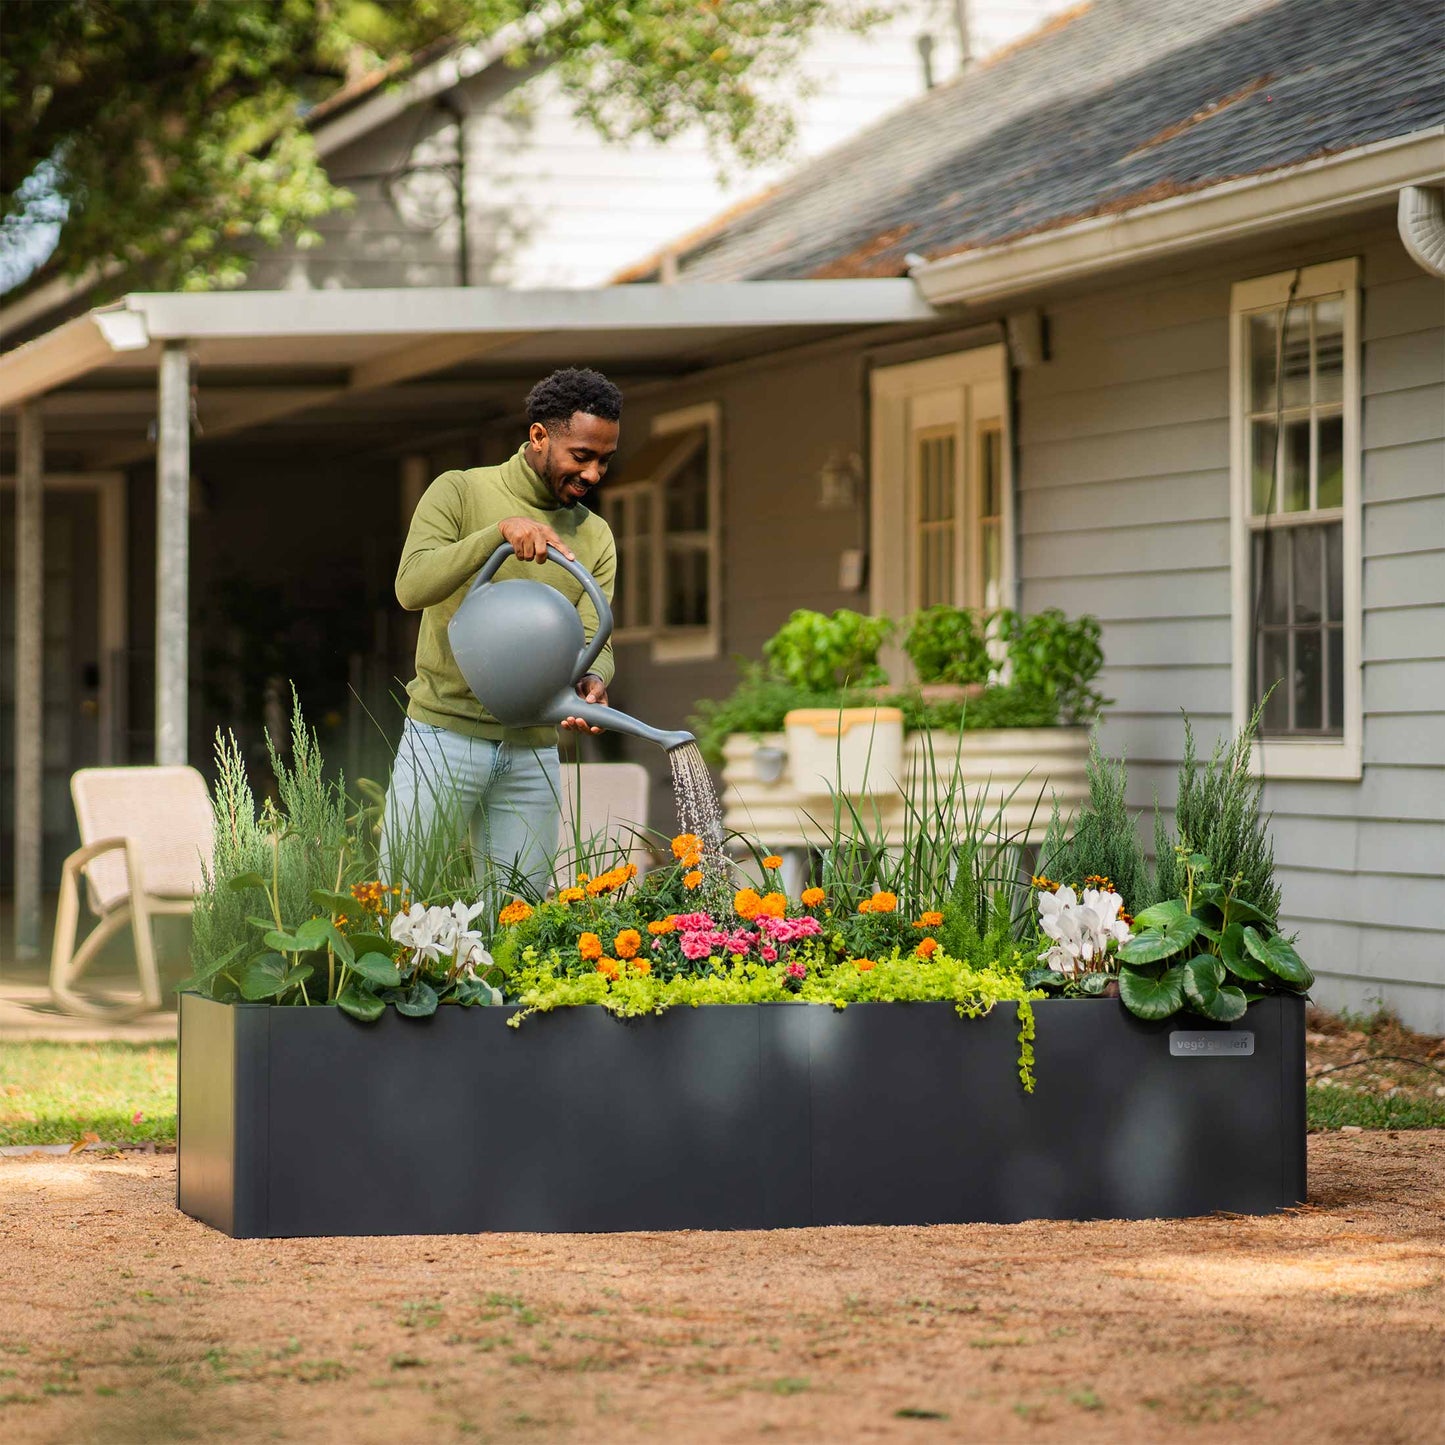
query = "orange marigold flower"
xmin=762 ymin=855 xmax=783 ymax=870
xmin=1030 ymin=874 xmax=1058 ymax=892
xmin=671 ymin=833 xmax=701 ymax=860
xmin=855 ymin=958 xmax=876 ymax=972
xmin=577 ymin=873 xmax=590 ymax=884
xmin=614 ymin=928 xmax=642 ymax=960
xmin=632 ymin=958 xmax=652 ymax=976
xmin=623 ymin=863 xmax=638 ymax=881
xmin=498 ymin=899 xmax=533 ymax=927
xmin=558 ymin=886 xmax=585 ymax=904
xmin=857 ymin=898 xmax=873 ymax=914
xmin=734 ymin=887 xmax=762 ymax=919
xmin=913 ymin=911 xmax=944 ymax=929
xmin=801 ymin=887 xmax=826 ymax=908
xmin=869 ymin=891 xmax=898 ymax=914
xmin=578 ymin=932 xmax=603 ymax=961
xmin=757 ymin=891 xmax=787 ymax=920
xmin=648 ymin=917 xmax=677 ymax=935
xmin=915 ymin=936 xmax=940 ymax=960
xmin=684 ymin=870 xmax=703 ymax=890
xmin=596 ymin=958 xmax=620 ymax=981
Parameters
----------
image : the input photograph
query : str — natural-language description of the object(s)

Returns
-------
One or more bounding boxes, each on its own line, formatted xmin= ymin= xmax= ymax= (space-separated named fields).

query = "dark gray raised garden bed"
xmin=177 ymin=992 xmax=1305 ymax=1238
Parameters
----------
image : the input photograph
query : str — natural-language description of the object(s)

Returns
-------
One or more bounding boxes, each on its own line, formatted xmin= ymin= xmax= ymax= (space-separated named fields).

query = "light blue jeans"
xmin=380 ymin=719 xmax=561 ymax=904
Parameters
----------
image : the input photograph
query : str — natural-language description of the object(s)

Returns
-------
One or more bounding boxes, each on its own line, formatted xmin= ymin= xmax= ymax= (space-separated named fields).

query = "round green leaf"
xmin=1218 ymin=923 xmax=1269 ymax=982
xmin=238 ymin=953 xmax=289 ymax=1000
xmin=227 ymin=873 xmax=269 ymax=892
xmin=349 ymin=951 xmax=402 ymax=987
xmin=310 ymin=889 xmax=355 ymax=915
xmin=1183 ymin=956 xmax=1249 ymax=1021
xmin=1242 ymin=927 xmax=1314 ymax=988
xmin=337 ymin=985 xmax=385 ymax=1023
xmin=1117 ymin=963 xmax=1185 ymax=1020
xmin=396 ymin=980 xmax=439 ymax=1018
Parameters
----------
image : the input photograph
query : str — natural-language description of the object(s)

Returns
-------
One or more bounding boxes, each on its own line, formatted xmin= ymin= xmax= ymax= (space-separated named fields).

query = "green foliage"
xmin=1162 ymin=710 xmax=1279 ymax=922
xmin=1038 ymin=738 xmax=1157 ymax=912
xmin=889 ymin=682 xmax=1059 ymax=733
xmin=2 ymin=0 xmax=882 ymax=293
xmin=902 ymin=606 xmax=990 ymax=685
xmin=1307 ymin=1086 xmax=1445 ymax=1131
xmin=1114 ymin=848 xmax=1310 ymax=1023
xmin=763 ymin=608 xmax=894 ymax=692
xmin=995 ymin=609 xmax=1108 ymax=725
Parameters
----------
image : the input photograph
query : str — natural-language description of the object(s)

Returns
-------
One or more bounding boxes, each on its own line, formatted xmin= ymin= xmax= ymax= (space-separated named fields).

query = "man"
xmin=383 ymin=366 xmax=621 ymax=901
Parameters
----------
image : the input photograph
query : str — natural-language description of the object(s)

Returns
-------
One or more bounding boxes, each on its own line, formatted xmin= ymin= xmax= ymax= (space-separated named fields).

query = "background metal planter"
xmin=177 ymin=993 xmax=1305 ymax=1239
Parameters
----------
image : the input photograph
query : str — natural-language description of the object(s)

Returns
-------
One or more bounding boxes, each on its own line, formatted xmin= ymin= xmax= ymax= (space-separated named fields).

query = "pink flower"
xmin=651 ymin=937 xmax=664 ymax=951
xmin=761 ymin=945 xmax=778 ymax=963
xmin=132 ymin=1111 xmax=144 ymax=1125
xmin=757 ymin=915 xmax=823 ymax=943
xmin=785 ymin=961 xmax=807 ymax=981
xmin=722 ymin=930 xmax=756 ymax=955
xmin=679 ymin=931 xmax=715 ymax=960
xmin=672 ymin=912 xmax=713 ymax=931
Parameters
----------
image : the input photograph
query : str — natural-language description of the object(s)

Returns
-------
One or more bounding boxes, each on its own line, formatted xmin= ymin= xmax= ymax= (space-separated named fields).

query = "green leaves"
xmin=1218 ymin=923 xmax=1269 ymax=982
xmin=1243 ymin=927 xmax=1314 ymax=989
xmin=337 ymin=985 xmax=385 ymax=1023
xmin=395 ymin=981 xmax=439 ymax=1019
xmin=1182 ymin=957 xmax=1248 ymax=1023
xmin=1117 ymin=963 xmax=1186 ymax=1020
xmin=348 ymin=952 xmax=402 ymax=988
xmin=227 ymin=873 xmax=269 ymax=892
xmin=238 ymin=955 xmax=312 ymax=1001
xmin=1118 ymin=900 xmax=1202 ymax=964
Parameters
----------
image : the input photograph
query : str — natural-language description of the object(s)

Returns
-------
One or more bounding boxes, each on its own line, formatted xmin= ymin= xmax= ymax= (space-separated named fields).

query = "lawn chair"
xmin=49 ymin=765 xmax=213 ymax=1019
xmin=554 ymin=761 xmax=653 ymax=891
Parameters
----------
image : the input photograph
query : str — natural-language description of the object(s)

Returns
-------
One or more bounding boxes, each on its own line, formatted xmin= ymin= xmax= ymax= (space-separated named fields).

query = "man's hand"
xmin=562 ymin=674 xmax=607 ymax=734
xmin=499 ymin=515 xmax=574 ymax=563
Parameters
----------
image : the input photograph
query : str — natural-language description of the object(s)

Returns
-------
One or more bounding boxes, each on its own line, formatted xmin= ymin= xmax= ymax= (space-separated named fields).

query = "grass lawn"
xmin=1306 ymin=1084 xmax=1445 ymax=1130
xmin=0 ymin=1043 xmax=177 ymax=1147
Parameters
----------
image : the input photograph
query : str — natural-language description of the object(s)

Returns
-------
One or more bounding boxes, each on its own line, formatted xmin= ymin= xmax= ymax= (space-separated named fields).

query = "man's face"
xmin=531 ymin=413 xmax=620 ymax=508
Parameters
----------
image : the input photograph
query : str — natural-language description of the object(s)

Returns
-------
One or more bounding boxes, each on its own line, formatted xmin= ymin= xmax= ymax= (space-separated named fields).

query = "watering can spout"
xmin=551 ymin=700 xmax=696 ymax=754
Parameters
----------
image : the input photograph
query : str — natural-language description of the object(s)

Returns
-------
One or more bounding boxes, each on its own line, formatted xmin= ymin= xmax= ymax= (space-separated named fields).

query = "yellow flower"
xmin=762 ymin=855 xmax=783 ymax=870
xmin=756 ymin=891 xmax=786 ymax=919
xmin=614 ymin=928 xmax=642 ymax=960
xmin=648 ymin=917 xmax=677 ymax=935
xmin=558 ymin=886 xmax=585 ymax=904
xmin=1030 ymin=874 xmax=1059 ymax=893
xmin=734 ymin=887 xmax=762 ymax=920
xmin=869 ymin=891 xmax=898 ymax=914
xmin=596 ymin=958 xmax=620 ymax=981
xmin=854 ymin=958 xmax=876 ymax=973
xmin=801 ymin=887 xmax=826 ymax=908
xmin=913 ymin=911 xmax=944 ymax=929
xmin=578 ymin=932 xmax=603 ymax=961
xmin=498 ymin=899 xmax=532 ymax=927
xmin=915 ymin=936 xmax=939 ymax=960
xmin=684 ymin=870 xmax=703 ymax=890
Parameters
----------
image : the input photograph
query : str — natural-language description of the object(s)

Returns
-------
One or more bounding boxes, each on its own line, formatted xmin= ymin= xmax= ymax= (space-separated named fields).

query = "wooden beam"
xmin=348 ymin=331 xmax=527 ymax=393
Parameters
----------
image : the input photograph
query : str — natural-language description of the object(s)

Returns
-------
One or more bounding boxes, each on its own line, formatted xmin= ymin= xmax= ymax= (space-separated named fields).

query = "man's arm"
xmin=395 ymin=475 xmax=577 ymax=611
xmin=561 ymin=538 xmax=616 ymax=734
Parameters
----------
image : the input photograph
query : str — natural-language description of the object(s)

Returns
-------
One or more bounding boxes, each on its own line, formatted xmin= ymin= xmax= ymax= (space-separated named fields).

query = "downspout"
xmin=1398 ymin=185 xmax=1445 ymax=276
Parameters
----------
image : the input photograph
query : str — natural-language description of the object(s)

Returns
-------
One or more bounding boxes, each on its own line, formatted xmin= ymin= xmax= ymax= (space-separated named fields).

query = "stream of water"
xmin=668 ymin=741 xmax=734 ymax=916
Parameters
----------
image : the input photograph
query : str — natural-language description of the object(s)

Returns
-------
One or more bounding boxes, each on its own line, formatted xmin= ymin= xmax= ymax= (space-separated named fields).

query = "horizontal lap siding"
xmin=1018 ymin=227 xmax=1445 ymax=1032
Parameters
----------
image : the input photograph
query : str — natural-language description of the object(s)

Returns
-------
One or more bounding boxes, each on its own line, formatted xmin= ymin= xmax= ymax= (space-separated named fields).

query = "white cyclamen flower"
xmin=1037 ymin=884 xmax=1131 ymax=975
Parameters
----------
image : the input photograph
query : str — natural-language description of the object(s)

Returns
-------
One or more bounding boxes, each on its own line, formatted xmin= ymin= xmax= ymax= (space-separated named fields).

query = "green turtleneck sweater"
xmin=396 ymin=445 xmax=616 ymax=746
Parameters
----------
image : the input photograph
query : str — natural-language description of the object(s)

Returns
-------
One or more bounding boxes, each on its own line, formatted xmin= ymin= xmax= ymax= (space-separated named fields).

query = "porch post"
xmin=155 ymin=343 xmax=191 ymax=765
xmin=13 ymin=403 xmax=44 ymax=957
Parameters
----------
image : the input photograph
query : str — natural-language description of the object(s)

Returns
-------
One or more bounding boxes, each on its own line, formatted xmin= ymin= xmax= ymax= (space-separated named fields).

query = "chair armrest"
xmin=61 ymin=837 xmax=131 ymax=872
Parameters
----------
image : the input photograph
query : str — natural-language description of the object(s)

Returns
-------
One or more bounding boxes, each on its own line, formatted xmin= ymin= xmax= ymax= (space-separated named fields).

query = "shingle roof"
xmin=654 ymin=0 xmax=1443 ymax=283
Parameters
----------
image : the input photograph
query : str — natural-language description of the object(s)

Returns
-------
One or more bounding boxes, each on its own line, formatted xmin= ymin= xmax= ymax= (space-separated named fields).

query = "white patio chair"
xmin=49 ymin=765 xmax=213 ymax=1019
xmin=554 ymin=761 xmax=653 ymax=890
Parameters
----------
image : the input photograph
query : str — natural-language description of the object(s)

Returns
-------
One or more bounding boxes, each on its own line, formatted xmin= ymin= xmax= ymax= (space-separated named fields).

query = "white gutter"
xmin=912 ymin=128 xmax=1445 ymax=306
xmin=1398 ymin=184 xmax=1445 ymax=276
xmin=0 ymin=305 xmax=150 ymax=409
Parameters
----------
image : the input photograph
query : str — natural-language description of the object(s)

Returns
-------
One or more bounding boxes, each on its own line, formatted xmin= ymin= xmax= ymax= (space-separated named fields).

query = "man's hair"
xmin=525 ymin=368 xmax=623 ymax=432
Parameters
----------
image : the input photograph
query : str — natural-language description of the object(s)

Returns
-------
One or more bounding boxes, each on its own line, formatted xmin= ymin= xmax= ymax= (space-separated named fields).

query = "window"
xmin=599 ymin=402 xmax=720 ymax=662
xmin=870 ymin=346 xmax=1013 ymax=643
xmin=1231 ymin=260 xmax=1360 ymax=779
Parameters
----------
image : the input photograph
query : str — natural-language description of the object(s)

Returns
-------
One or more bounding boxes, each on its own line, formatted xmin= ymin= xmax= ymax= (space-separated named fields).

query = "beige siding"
xmin=1018 ymin=223 xmax=1445 ymax=1031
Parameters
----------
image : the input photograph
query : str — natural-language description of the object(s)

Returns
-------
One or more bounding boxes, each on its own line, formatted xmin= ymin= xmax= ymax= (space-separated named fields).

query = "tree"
xmin=1 ymin=0 xmax=880 ymax=295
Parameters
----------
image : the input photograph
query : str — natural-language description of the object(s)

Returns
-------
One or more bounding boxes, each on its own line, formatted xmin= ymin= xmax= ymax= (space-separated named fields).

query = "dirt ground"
xmin=1 ymin=1134 xmax=1442 ymax=1445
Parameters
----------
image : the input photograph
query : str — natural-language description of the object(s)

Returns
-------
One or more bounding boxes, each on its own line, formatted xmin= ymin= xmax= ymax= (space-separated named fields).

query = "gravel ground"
xmin=1 ymin=1132 xmax=1441 ymax=1444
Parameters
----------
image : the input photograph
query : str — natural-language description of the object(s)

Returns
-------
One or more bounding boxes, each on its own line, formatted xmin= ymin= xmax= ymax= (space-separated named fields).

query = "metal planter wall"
xmin=177 ymin=993 xmax=1305 ymax=1239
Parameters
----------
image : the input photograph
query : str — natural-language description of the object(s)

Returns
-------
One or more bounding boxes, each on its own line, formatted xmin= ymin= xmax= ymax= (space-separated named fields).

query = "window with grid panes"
xmin=914 ymin=426 xmax=958 ymax=608
xmin=1244 ymin=293 xmax=1346 ymax=736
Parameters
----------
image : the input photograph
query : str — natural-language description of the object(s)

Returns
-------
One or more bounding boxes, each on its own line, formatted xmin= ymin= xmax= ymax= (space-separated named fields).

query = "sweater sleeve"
xmin=578 ymin=534 xmax=616 ymax=690
xmin=394 ymin=471 xmax=504 ymax=612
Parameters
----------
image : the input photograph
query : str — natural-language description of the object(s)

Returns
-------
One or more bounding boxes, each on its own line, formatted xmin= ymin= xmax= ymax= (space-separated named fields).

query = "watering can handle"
xmin=469 ymin=541 xmax=613 ymax=687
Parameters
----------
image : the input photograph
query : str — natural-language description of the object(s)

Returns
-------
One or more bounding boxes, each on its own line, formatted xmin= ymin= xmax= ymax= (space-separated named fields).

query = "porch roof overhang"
xmin=0 ymin=278 xmax=941 ymax=466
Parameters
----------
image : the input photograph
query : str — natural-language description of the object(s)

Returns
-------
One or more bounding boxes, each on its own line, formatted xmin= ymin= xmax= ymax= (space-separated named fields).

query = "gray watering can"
xmin=448 ymin=542 xmax=696 ymax=752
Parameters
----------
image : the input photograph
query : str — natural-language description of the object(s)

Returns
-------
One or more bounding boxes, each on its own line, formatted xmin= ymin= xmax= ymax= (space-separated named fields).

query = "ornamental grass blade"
xmin=1242 ymin=927 xmax=1313 ymax=988
xmin=1183 ymin=956 xmax=1249 ymax=1021
xmin=1117 ymin=962 xmax=1185 ymax=1020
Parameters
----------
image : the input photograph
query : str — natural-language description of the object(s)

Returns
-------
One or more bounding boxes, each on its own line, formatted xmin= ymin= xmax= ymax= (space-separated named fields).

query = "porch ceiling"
xmin=0 ymin=280 xmax=939 ymax=467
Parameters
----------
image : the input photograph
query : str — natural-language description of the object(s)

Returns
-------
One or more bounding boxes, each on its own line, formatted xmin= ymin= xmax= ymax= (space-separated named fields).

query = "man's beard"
xmin=545 ymin=453 xmax=581 ymax=508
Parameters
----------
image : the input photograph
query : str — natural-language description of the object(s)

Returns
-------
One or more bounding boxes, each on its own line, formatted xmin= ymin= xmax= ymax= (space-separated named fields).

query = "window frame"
xmin=1229 ymin=258 xmax=1362 ymax=781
